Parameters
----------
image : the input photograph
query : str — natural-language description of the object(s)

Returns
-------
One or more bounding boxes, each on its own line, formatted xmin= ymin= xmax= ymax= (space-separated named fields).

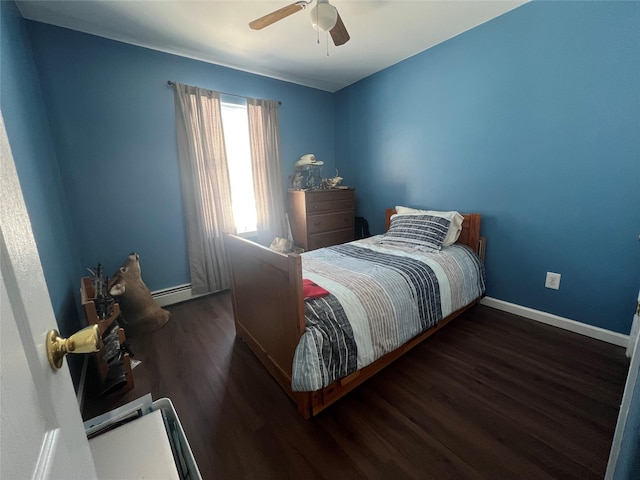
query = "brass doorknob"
xmin=46 ymin=324 xmax=103 ymax=370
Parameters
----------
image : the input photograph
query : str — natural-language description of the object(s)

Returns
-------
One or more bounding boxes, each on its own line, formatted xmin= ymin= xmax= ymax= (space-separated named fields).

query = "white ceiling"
xmin=16 ymin=0 xmax=527 ymax=92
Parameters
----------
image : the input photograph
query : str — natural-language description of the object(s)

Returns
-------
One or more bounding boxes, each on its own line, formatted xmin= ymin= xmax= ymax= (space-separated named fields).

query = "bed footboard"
xmin=225 ymin=234 xmax=306 ymax=412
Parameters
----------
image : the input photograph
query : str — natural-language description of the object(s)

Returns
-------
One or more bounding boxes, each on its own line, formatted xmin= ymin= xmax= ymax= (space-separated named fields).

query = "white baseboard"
xmin=480 ymin=297 xmax=629 ymax=348
xmin=151 ymin=283 xmax=209 ymax=307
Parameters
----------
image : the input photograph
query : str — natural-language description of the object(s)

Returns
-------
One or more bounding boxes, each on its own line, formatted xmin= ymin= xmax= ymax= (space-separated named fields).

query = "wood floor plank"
xmin=82 ymin=293 xmax=628 ymax=479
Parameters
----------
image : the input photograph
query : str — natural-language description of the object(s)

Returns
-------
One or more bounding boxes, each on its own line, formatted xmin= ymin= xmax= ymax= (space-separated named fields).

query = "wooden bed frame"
xmin=226 ymin=209 xmax=485 ymax=418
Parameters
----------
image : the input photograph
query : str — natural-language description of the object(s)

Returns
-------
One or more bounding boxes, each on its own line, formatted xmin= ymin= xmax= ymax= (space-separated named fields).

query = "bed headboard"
xmin=385 ymin=208 xmax=484 ymax=260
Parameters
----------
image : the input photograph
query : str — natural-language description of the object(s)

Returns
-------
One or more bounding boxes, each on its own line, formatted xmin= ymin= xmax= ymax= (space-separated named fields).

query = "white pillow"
xmin=394 ymin=206 xmax=464 ymax=246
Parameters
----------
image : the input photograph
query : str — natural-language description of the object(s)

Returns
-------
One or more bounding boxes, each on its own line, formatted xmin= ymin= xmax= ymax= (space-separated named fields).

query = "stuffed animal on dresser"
xmin=109 ymin=252 xmax=170 ymax=336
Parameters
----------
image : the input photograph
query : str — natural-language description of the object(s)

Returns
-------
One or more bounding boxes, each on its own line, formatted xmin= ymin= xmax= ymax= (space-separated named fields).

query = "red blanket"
xmin=303 ymin=279 xmax=329 ymax=300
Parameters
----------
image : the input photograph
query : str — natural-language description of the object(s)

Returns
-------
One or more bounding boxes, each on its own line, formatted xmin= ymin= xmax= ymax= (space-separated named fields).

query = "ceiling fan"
xmin=249 ymin=0 xmax=350 ymax=46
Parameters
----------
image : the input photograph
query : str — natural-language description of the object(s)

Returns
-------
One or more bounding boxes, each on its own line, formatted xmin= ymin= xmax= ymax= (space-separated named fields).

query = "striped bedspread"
xmin=291 ymin=236 xmax=485 ymax=392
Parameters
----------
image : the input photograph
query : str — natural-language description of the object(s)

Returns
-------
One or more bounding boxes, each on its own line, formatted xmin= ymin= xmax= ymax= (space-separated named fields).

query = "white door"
xmin=626 ymin=289 xmax=640 ymax=358
xmin=605 ymin=287 xmax=640 ymax=478
xmin=0 ymin=112 xmax=97 ymax=479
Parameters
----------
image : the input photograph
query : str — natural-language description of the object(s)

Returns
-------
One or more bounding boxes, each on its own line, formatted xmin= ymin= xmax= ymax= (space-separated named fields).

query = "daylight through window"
xmin=220 ymin=100 xmax=257 ymax=234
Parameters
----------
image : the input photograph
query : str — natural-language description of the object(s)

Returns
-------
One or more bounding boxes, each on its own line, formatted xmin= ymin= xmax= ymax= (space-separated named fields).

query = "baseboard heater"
xmin=151 ymin=284 xmax=207 ymax=307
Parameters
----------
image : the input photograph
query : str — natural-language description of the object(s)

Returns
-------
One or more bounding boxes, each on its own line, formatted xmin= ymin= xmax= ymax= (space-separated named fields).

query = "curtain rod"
xmin=167 ymin=81 xmax=281 ymax=105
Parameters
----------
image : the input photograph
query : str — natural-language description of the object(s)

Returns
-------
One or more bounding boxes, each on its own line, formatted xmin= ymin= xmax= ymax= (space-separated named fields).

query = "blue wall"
xmin=335 ymin=1 xmax=640 ymax=335
xmin=1 ymin=1 xmax=86 ymax=385
xmin=1 ymin=2 xmax=85 ymax=338
xmin=25 ymin=22 xmax=336 ymax=291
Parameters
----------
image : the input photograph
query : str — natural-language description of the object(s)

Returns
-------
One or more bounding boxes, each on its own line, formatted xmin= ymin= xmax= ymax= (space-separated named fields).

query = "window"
xmin=220 ymin=99 xmax=257 ymax=234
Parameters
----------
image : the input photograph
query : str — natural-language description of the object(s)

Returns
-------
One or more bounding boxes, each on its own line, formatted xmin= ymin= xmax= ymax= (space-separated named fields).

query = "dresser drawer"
xmin=307 ymin=211 xmax=354 ymax=234
xmin=305 ymin=188 xmax=353 ymax=205
xmin=308 ymin=228 xmax=354 ymax=250
xmin=307 ymin=198 xmax=354 ymax=214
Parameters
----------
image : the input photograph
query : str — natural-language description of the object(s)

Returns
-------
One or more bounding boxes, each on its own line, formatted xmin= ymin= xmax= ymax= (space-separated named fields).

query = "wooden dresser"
xmin=288 ymin=188 xmax=355 ymax=251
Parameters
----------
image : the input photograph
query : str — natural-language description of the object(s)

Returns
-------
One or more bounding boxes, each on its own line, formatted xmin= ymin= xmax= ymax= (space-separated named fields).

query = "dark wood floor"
xmin=83 ymin=292 xmax=629 ymax=480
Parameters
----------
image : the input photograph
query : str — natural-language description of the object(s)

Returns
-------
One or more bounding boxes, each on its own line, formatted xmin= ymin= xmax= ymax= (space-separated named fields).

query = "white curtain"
xmin=247 ymin=98 xmax=288 ymax=246
xmin=173 ymin=83 xmax=236 ymax=294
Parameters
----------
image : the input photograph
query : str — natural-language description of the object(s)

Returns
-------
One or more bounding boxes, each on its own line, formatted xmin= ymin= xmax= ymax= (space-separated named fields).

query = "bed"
xmin=225 ymin=208 xmax=486 ymax=418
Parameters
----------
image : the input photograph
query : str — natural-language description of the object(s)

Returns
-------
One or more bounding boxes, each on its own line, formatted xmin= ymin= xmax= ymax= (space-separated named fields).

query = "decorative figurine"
xmin=322 ymin=169 xmax=343 ymax=189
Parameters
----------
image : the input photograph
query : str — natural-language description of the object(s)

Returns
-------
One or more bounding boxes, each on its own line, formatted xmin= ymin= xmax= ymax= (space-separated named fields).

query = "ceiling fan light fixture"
xmin=310 ymin=2 xmax=338 ymax=32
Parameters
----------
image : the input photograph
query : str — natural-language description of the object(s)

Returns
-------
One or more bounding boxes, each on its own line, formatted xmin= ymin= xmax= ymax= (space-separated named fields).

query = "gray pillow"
xmin=381 ymin=214 xmax=450 ymax=250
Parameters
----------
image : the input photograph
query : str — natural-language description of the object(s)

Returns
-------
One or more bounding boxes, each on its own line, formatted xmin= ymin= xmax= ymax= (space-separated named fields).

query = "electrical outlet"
xmin=545 ymin=272 xmax=561 ymax=290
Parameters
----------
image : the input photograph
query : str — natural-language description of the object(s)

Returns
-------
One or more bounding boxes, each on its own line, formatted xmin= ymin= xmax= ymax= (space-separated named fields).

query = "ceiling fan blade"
xmin=249 ymin=2 xmax=306 ymax=30
xmin=330 ymin=11 xmax=350 ymax=46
